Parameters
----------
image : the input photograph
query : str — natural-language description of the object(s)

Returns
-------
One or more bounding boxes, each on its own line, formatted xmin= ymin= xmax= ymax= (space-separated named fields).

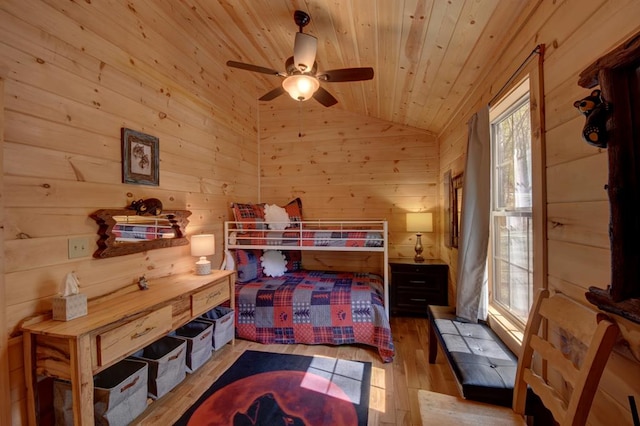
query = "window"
xmin=489 ymin=79 xmax=534 ymax=325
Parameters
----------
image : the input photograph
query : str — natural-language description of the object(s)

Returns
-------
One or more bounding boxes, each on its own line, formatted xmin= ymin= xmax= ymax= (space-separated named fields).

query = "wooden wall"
xmin=259 ymin=100 xmax=439 ymax=274
xmin=3 ymin=0 xmax=640 ymax=424
xmin=0 ymin=1 xmax=259 ymax=423
xmin=438 ymin=0 xmax=640 ymax=424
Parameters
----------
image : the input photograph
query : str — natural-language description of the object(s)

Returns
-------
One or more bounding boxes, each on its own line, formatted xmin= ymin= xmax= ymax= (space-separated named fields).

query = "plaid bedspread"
xmin=235 ymin=270 xmax=395 ymax=362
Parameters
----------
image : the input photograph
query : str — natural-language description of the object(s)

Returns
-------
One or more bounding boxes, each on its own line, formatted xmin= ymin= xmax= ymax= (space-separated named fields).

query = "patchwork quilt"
xmin=235 ymin=270 xmax=395 ymax=362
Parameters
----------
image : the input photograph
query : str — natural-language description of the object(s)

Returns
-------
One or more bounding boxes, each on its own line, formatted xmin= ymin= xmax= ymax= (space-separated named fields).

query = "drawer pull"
xmin=131 ymin=327 xmax=155 ymax=339
xmin=409 ymin=280 xmax=427 ymax=285
xmin=207 ymin=291 xmax=222 ymax=302
xmin=410 ymin=298 xmax=427 ymax=302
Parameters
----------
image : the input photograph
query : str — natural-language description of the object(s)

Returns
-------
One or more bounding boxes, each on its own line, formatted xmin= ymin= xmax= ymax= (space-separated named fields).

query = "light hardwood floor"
xmin=132 ymin=316 xmax=459 ymax=426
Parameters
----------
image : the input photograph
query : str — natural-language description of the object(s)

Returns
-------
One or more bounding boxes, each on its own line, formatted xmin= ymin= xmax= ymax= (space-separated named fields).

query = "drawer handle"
xmin=410 ymin=298 xmax=427 ymax=302
xmin=131 ymin=327 xmax=155 ymax=339
xmin=120 ymin=376 xmax=140 ymax=393
xmin=207 ymin=291 xmax=222 ymax=302
xmin=409 ymin=280 xmax=427 ymax=285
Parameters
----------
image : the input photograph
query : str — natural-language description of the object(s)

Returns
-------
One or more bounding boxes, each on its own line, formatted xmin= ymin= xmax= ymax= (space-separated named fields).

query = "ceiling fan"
xmin=226 ymin=10 xmax=374 ymax=107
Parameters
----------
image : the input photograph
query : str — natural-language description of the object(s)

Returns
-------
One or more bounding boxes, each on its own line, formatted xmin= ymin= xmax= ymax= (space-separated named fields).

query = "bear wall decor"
xmin=573 ymin=89 xmax=611 ymax=148
xmin=128 ymin=198 xmax=163 ymax=216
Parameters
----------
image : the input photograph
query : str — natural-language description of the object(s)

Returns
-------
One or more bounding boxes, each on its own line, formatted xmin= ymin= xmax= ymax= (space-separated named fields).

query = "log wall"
xmin=0 ymin=1 xmax=258 ymax=423
xmin=259 ymin=100 xmax=438 ymax=274
xmin=438 ymin=0 xmax=640 ymax=424
xmin=2 ymin=0 xmax=640 ymax=424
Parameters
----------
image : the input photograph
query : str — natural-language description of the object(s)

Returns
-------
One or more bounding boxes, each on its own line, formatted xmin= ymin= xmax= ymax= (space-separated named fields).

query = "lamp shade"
xmin=406 ymin=212 xmax=433 ymax=233
xmin=282 ymin=74 xmax=320 ymax=101
xmin=191 ymin=234 xmax=215 ymax=257
xmin=191 ymin=234 xmax=215 ymax=275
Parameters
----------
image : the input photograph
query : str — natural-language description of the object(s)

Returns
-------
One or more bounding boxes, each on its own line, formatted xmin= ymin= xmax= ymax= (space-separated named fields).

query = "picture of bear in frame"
xmin=121 ymin=127 xmax=159 ymax=186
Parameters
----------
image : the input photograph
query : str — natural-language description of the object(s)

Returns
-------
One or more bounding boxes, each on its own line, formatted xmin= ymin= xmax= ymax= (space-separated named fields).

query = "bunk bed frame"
xmin=224 ymin=219 xmax=390 ymax=318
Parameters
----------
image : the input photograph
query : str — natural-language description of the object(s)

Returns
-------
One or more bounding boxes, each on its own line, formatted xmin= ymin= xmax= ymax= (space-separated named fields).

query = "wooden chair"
xmin=419 ymin=289 xmax=620 ymax=426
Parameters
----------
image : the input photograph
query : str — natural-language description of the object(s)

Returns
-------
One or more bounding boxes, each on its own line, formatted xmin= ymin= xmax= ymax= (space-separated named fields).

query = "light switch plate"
xmin=68 ymin=237 xmax=91 ymax=259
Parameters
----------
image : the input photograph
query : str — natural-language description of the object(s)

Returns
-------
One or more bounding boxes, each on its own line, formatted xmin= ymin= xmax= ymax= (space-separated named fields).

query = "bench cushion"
xmin=428 ymin=305 xmax=517 ymax=407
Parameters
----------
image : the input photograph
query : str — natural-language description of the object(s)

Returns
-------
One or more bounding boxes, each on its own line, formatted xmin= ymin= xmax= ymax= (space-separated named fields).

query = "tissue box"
xmin=52 ymin=294 xmax=87 ymax=321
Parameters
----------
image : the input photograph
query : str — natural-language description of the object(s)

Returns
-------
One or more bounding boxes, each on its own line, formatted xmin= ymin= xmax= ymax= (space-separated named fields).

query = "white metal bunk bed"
xmin=224 ymin=218 xmax=394 ymax=362
xmin=224 ymin=219 xmax=389 ymax=317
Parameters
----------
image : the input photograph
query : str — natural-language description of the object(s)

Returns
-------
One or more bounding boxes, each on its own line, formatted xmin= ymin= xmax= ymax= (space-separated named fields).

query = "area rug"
xmin=174 ymin=350 xmax=371 ymax=426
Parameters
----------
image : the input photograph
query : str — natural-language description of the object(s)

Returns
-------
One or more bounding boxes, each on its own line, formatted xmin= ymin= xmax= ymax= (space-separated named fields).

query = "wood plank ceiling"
xmin=167 ymin=0 xmax=530 ymax=135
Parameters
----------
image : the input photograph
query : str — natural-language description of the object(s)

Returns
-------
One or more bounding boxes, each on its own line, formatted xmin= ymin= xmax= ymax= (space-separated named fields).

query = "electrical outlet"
xmin=68 ymin=237 xmax=91 ymax=259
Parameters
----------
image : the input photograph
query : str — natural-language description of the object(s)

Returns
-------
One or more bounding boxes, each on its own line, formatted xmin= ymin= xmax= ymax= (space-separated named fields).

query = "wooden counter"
xmin=21 ymin=270 xmax=235 ymax=425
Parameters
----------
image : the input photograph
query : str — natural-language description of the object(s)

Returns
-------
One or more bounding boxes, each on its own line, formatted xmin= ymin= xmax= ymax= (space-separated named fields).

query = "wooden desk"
xmin=21 ymin=270 xmax=235 ymax=425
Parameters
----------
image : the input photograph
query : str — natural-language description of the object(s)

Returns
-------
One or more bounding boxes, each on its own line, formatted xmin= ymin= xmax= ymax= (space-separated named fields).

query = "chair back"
xmin=512 ymin=289 xmax=619 ymax=426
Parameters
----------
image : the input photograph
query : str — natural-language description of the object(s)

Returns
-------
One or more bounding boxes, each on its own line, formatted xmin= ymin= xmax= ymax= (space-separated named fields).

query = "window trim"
xmin=486 ymin=58 xmax=547 ymax=344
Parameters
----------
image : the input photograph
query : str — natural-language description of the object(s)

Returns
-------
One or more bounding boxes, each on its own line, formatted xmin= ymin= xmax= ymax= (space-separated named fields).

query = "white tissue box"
xmin=52 ymin=294 xmax=87 ymax=321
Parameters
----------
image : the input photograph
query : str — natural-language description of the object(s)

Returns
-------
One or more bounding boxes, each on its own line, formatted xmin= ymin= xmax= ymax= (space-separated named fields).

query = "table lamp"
xmin=191 ymin=234 xmax=215 ymax=275
xmin=406 ymin=212 xmax=433 ymax=262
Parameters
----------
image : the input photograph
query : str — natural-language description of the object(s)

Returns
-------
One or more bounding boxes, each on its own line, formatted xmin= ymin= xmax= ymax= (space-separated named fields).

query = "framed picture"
xmin=121 ymin=128 xmax=159 ymax=186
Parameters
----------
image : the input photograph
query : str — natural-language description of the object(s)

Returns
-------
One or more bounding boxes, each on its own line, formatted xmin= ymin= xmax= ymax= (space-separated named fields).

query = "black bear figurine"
xmin=573 ymin=89 xmax=611 ymax=148
xmin=129 ymin=198 xmax=163 ymax=216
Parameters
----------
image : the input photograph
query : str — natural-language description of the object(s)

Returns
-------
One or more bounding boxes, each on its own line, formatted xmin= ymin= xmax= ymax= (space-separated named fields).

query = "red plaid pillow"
xmin=282 ymin=250 xmax=302 ymax=271
xmin=231 ymin=202 xmax=266 ymax=230
xmin=283 ymin=198 xmax=303 ymax=223
xmin=234 ymin=249 xmax=263 ymax=282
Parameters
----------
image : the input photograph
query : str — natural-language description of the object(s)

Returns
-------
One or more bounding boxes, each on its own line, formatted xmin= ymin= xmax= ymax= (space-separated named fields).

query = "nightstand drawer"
xmin=390 ymin=263 xmax=448 ymax=275
xmin=393 ymin=272 xmax=443 ymax=290
xmin=393 ymin=291 xmax=432 ymax=312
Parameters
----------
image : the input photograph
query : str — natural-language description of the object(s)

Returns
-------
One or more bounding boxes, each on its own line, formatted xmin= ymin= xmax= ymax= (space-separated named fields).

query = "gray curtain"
xmin=455 ymin=106 xmax=491 ymax=322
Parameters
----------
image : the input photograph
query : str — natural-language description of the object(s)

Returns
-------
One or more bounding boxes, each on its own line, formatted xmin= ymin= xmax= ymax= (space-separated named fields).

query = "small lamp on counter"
xmin=406 ymin=212 xmax=433 ymax=262
xmin=191 ymin=234 xmax=215 ymax=275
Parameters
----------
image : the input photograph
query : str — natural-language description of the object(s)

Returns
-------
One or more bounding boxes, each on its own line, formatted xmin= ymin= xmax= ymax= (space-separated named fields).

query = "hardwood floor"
xmin=132 ymin=316 xmax=459 ymax=426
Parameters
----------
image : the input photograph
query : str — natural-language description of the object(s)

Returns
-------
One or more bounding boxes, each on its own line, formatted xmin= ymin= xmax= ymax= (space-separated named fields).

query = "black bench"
xmin=427 ymin=305 xmax=518 ymax=407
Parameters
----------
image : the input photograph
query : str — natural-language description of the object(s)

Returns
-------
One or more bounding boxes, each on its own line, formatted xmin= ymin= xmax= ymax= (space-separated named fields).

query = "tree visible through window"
xmin=490 ymin=79 xmax=533 ymax=325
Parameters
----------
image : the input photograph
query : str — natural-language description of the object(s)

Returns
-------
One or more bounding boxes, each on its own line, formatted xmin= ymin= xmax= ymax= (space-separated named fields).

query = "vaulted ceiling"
xmin=175 ymin=0 xmax=531 ymax=135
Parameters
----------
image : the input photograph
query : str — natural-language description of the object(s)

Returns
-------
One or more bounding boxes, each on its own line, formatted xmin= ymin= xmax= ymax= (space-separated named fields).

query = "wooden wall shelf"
xmin=91 ymin=209 xmax=191 ymax=258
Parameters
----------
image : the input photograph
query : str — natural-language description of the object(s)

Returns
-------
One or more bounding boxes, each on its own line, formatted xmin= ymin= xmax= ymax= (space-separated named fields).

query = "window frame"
xmin=490 ymin=84 xmax=533 ymax=327
xmin=487 ymin=61 xmax=547 ymax=341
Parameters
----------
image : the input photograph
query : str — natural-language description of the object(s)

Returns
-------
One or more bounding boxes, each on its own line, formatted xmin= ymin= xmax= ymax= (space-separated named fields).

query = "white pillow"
xmin=260 ymin=250 xmax=287 ymax=277
xmin=264 ymin=204 xmax=290 ymax=230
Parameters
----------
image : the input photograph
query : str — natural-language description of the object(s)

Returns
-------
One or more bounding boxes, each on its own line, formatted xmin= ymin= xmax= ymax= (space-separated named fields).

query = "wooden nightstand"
xmin=390 ymin=258 xmax=448 ymax=316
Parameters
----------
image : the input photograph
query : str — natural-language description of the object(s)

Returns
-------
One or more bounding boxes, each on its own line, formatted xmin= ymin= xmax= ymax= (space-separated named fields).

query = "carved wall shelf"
xmin=91 ymin=209 xmax=191 ymax=258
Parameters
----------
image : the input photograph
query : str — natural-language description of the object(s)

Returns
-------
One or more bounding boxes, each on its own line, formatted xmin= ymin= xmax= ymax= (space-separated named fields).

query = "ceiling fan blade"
xmin=313 ymin=87 xmax=338 ymax=107
xmin=259 ymin=86 xmax=285 ymax=101
xmin=293 ymin=32 xmax=317 ymax=72
xmin=318 ymin=67 xmax=374 ymax=82
xmin=226 ymin=60 xmax=283 ymax=76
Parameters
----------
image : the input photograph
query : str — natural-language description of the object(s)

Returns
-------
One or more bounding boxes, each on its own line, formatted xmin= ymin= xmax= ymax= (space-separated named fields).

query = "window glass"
xmin=490 ymin=79 xmax=533 ymax=325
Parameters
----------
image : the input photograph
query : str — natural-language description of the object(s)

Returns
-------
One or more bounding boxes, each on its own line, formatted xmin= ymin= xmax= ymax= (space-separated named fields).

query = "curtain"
xmin=455 ymin=106 xmax=491 ymax=322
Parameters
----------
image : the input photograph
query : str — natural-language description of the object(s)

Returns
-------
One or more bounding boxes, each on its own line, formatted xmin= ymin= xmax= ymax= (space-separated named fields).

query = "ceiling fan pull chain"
xmin=298 ymin=103 xmax=303 ymax=138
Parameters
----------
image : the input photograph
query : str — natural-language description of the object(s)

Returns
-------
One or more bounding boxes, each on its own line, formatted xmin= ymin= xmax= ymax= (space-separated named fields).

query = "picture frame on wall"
xmin=121 ymin=127 xmax=159 ymax=186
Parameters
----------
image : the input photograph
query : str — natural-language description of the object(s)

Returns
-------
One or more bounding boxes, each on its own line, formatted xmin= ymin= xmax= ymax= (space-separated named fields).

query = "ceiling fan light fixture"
xmin=282 ymin=74 xmax=319 ymax=101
